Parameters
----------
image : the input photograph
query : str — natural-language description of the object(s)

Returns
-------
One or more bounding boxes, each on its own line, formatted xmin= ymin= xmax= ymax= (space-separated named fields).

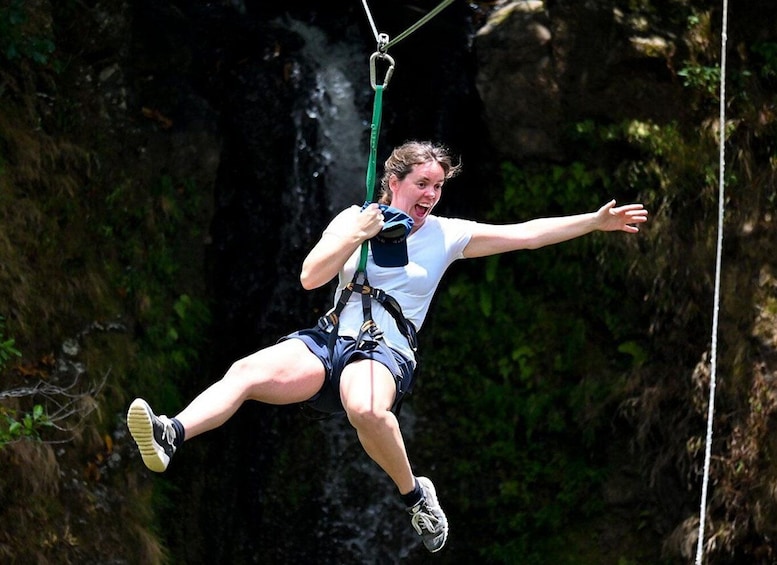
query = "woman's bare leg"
xmin=176 ymin=339 xmax=325 ymax=440
xmin=339 ymin=359 xmax=415 ymax=495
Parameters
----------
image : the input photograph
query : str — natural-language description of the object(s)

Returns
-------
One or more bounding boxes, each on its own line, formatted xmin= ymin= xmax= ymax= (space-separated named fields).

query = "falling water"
xmin=287 ymin=17 xmax=370 ymax=215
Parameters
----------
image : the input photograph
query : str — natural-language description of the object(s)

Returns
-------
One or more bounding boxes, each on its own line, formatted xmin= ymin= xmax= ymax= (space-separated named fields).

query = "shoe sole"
xmin=127 ymin=398 xmax=169 ymax=473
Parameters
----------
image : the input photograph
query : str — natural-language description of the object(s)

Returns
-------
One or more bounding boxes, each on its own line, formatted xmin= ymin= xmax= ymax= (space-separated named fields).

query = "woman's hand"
xmin=300 ymin=204 xmax=386 ymax=290
xmin=355 ymin=202 xmax=385 ymax=240
xmin=595 ymin=199 xmax=649 ymax=233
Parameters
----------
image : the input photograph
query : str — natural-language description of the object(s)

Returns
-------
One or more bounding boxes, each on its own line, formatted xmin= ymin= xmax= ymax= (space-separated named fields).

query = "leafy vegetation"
xmin=0 ymin=315 xmax=21 ymax=371
xmin=0 ymin=40 xmax=211 ymax=560
xmin=96 ymin=174 xmax=212 ymax=406
xmin=0 ymin=315 xmax=53 ymax=447
xmin=0 ymin=0 xmax=55 ymax=64
xmin=1 ymin=403 xmax=53 ymax=445
xmin=751 ymin=41 xmax=777 ymax=80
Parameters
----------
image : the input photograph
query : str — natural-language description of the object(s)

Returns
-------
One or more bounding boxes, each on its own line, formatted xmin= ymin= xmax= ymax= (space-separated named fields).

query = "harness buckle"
xmin=371 ymin=287 xmax=385 ymax=301
xmin=356 ymin=319 xmax=383 ymax=349
xmin=317 ymin=312 xmax=338 ymax=332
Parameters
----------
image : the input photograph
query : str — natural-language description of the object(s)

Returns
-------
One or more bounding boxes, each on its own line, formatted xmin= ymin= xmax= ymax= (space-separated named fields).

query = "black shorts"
xmin=279 ymin=327 xmax=416 ymax=415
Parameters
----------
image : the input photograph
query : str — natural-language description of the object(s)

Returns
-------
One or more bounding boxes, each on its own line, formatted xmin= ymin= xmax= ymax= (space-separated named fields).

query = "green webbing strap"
xmin=365 ymin=84 xmax=383 ymax=204
xmin=357 ymin=68 xmax=388 ymax=273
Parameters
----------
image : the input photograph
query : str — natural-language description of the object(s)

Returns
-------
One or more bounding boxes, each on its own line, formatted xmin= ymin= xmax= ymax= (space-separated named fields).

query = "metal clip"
xmin=369 ymin=37 xmax=395 ymax=91
xmin=377 ymin=32 xmax=389 ymax=53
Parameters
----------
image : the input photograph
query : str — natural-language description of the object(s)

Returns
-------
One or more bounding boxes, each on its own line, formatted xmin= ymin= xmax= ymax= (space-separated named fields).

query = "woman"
xmin=127 ymin=140 xmax=648 ymax=554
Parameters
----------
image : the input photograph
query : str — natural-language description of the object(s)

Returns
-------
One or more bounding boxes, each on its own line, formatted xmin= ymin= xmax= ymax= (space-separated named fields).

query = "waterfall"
xmin=287 ymin=17 xmax=370 ymax=215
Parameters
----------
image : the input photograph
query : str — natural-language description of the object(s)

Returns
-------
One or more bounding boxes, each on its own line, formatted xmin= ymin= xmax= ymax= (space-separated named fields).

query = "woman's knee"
xmin=343 ymin=396 xmax=395 ymax=431
xmin=224 ymin=357 xmax=252 ymax=382
xmin=220 ymin=354 xmax=270 ymax=395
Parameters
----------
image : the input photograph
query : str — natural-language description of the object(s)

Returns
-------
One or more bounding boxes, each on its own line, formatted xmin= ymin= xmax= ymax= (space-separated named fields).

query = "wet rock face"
xmin=475 ymin=1 xmax=562 ymax=160
xmin=474 ymin=0 xmax=686 ymax=162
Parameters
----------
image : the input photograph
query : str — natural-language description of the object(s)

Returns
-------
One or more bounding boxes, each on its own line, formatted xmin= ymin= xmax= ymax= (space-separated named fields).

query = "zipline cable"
xmin=361 ymin=0 xmax=456 ymax=51
xmin=695 ymin=0 xmax=729 ymax=562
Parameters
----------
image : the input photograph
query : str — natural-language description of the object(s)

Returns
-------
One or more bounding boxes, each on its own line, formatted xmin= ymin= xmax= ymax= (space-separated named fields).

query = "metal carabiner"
xmin=369 ymin=51 xmax=395 ymax=91
xmin=369 ymin=34 xmax=395 ymax=91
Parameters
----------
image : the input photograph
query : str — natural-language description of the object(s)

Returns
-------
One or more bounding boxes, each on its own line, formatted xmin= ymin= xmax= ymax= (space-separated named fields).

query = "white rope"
xmin=695 ymin=1 xmax=729 ymax=562
xmin=361 ymin=0 xmax=456 ymax=50
xmin=361 ymin=0 xmax=381 ymax=45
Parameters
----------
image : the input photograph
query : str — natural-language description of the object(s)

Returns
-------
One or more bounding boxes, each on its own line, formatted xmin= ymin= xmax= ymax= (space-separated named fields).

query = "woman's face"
xmin=389 ymin=160 xmax=445 ymax=231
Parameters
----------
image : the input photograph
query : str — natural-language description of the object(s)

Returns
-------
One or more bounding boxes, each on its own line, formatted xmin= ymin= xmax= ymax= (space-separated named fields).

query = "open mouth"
xmin=414 ymin=203 xmax=432 ymax=218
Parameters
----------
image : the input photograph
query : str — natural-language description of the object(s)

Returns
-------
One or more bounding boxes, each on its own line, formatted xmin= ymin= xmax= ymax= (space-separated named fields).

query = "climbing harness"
xmin=317 ymin=270 xmax=419 ymax=354
xmin=695 ymin=1 xmax=729 ymax=563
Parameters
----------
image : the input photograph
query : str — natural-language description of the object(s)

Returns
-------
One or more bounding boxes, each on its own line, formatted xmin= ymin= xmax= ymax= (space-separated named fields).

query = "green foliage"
xmin=97 ymin=175 xmax=211 ymax=405
xmin=572 ymin=118 xmax=717 ymax=209
xmin=678 ymin=9 xmax=742 ymax=106
xmin=492 ymin=161 xmax=603 ymax=220
xmin=0 ymin=0 xmax=55 ymax=64
xmin=0 ymin=315 xmax=21 ymax=372
xmin=0 ymin=404 xmax=53 ymax=446
xmin=150 ymin=293 xmax=211 ymax=373
xmin=752 ymin=41 xmax=777 ymax=80
xmin=0 ymin=318 xmax=58 ymax=449
xmin=677 ymin=64 xmax=721 ymax=96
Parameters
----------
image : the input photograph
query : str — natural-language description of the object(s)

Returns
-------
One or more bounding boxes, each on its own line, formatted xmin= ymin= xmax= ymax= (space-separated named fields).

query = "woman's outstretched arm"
xmin=463 ymin=200 xmax=648 ymax=259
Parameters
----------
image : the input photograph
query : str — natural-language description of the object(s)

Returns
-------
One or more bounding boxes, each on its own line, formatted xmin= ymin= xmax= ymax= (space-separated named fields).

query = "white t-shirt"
xmin=323 ymin=206 xmax=476 ymax=362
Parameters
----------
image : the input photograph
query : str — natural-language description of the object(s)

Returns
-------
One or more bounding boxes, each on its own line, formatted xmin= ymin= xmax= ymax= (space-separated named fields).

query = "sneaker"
xmin=126 ymin=398 xmax=177 ymax=472
xmin=407 ymin=476 xmax=448 ymax=552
